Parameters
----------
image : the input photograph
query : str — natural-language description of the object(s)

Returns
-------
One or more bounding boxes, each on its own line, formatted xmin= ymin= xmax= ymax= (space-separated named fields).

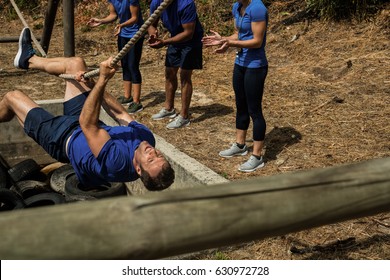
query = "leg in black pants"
xmin=232 ymin=63 xmax=268 ymax=170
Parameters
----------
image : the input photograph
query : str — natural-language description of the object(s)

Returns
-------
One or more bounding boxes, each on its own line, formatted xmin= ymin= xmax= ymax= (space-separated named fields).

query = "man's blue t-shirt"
xmin=150 ymin=0 xmax=203 ymax=47
xmin=233 ymin=0 xmax=268 ymax=68
xmin=67 ymin=121 xmax=155 ymax=186
xmin=108 ymin=0 xmax=144 ymax=38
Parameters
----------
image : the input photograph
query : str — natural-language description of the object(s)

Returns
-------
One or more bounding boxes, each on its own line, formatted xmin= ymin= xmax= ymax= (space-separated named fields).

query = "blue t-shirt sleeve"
xmin=150 ymin=0 xmax=158 ymax=14
xmin=232 ymin=2 xmax=238 ymax=17
xmin=128 ymin=121 xmax=156 ymax=147
xmin=232 ymin=3 xmax=239 ymax=26
xmin=130 ymin=0 xmax=139 ymax=7
xmin=179 ymin=2 xmax=197 ymax=24
xmin=249 ymin=4 xmax=267 ymax=22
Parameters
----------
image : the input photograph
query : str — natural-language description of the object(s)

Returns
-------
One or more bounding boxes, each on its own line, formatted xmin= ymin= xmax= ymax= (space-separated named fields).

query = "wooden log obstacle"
xmin=0 ymin=157 xmax=389 ymax=259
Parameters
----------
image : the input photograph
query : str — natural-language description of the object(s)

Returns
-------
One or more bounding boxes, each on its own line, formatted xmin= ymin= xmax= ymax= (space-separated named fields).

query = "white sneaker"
xmin=166 ymin=115 xmax=190 ymax=129
xmin=238 ymin=155 xmax=265 ymax=172
xmin=219 ymin=143 xmax=248 ymax=158
xmin=151 ymin=108 xmax=177 ymax=120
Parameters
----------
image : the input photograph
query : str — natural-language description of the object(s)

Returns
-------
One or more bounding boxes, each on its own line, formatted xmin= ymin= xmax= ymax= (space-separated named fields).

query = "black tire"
xmin=0 ymin=153 xmax=11 ymax=170
xmin=64 ymin=174 xmax=127 ymax=199
xmin=0 ymin=164 xmax=8 ymax=189
xmin=24 ymin=193 xmax=66 ymax=208
xmin=0 ymin=153 xmax=11 ymax=189
xmin=65 ymin=194 xmax=98 ymax=203
xmin=10 ymin=180 xmax=51 ymax=199
xmin=49 ymin=164 xmax=75 ymax=195
xmin=0 ymin=188 xmax=25 ymax=211
xmin=7 ymin=159 xmax=44 ymax=183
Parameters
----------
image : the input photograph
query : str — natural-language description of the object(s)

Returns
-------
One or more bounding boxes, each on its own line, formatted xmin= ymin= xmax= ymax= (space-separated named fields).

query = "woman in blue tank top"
xmin=88 ymin=0 xmax=145 ymax=114
xmin=202 ymin=0 xmax=269 ymax=172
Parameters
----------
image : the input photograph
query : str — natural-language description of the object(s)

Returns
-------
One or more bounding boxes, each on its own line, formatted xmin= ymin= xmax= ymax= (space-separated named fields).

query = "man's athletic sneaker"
xmin=14 ymin=27 xmax=35 ymax=69
xmin=238 ymin=155 xmax=265 ymax=172
xmin=152 ymin=108 xmax=177 ymax=120
xmin=166 ymin=115 xmax=190 ymax=129
xmin=219 ymin=143 xmax=248 ymax=158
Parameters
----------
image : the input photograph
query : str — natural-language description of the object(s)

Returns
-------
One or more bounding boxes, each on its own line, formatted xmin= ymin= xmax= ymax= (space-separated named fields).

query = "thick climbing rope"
xmin=60 ymin=0 xmax=174 ymax=80
xmin=10 ymin=0 xmax=47 ymax=57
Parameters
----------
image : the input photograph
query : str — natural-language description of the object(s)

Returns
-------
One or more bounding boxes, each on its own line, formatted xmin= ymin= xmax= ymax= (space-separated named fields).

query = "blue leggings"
xmin=118 ymin=36 xmax=143 ymax=84
xmin=232 ymin=64 xmax=268 ymax=141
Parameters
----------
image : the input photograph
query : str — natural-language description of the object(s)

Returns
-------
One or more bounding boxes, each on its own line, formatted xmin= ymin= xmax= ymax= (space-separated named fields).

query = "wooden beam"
xmin=0 ymin=37 xmax=41 ymax=43
xmin=62 ymin=0 xmax=75 ymax=57
xmin=0 ymin=157 xmax=389 ymax=259
xmin=40 ymin=0 xmax=60 ymax=53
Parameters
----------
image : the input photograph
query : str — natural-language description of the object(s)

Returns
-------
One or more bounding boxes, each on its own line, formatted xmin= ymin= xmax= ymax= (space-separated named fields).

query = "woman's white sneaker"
xmin=238 ymin=155 xmax=265 ymax=172
xmin=219 ymin=143 xmax=248 ymax=158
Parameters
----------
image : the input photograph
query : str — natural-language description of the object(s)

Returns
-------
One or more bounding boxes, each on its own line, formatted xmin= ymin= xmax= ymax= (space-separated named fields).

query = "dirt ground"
xmin=0 ymin=2 xmax=389 ymax=260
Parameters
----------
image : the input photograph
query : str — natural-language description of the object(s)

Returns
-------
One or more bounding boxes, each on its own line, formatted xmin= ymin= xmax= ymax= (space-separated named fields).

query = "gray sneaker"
xmin=127 ymin=102 xmax=143 ymax=114
xmin=166 ymin=115 xmax=190 ymax=129
xmin=152 ymin=108 xmax=177 ymax=120
xmin=238 ymin=155 xmax=265 ymax=172
xmin=219 ymin=143 xmax=248 ymax=158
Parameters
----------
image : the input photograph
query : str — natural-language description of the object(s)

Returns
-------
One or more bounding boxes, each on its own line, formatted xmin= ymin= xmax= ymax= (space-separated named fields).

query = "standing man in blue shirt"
xmin=88 ymin=0 xmax=145 ymax=114
xmin=5 ymin=28 xmax=174 ymax=191
xmin=148 ymin=0 xmax=204 ymax=129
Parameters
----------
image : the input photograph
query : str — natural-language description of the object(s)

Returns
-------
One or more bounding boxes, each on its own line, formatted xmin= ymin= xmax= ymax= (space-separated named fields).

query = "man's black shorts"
xmin=165 ymin=44 xmax=203 ymax=70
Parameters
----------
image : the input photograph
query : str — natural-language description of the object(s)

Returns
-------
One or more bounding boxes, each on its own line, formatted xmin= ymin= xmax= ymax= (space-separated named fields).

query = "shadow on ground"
xmin=142 ymin=91 xmax=234 ymax=123
xmin=190 ymin=104 xmax=234 ymax=123
xmin=288 ymin=234 xmax=390 ymax=260
xmin=264 ymin=126 xmax=302 ymax=161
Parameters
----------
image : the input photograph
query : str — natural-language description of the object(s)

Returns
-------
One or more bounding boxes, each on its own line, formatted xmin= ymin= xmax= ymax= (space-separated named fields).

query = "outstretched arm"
xmin=79 ymin=57 xmax=117 ymax=158
xmin=87 ymin=3 xmax=117 ymax=27
xmin=102 ymin=91 xmax=135 ymax=126
xmin=202 ymin=21 xmax=266 ymax=53
xmin=114 ymin=4 xmax=140 ymax=36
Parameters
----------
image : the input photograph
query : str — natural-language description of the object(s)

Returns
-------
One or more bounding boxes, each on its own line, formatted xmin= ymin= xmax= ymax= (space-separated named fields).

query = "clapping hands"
xmin=202 ymin=30 xmax=229 ymax=53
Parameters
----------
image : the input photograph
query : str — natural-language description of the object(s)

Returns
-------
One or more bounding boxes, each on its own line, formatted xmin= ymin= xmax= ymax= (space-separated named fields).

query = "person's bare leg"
xmin=123 ymin=81 xmax=132 ymax=100
xmin=28 ymin=55 xmax=93 ymax=101
xmin=165 ymin=67 xmax=178 ymax=111
xmin=0 ymin=90 xmax=38 ymax=127
xmin=236 ymin=129 xmax=247 ymax=146
xmin=252 ymin=140 xmax=264 ymax=157
xmin=179 ymin=69 xmax=193 ymax=119
xmin=132 ymin=83 xmax=142 ymax=104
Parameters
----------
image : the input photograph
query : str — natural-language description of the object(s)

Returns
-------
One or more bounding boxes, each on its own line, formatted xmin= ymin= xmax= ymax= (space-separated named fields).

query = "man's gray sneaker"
xmin=14 ymin=27 xmax=35 ymax=69
xmin=127 ymin=102 xmax=143 ymax=114
xmin=238 ymin=155 xmax=265 ymax=172
xmin=117 ymin=96 xmax=133 ymax=104
xmin=152 ymin=108 xmax=176 ymax=120
xmin=166 ymin=115 xmax=190 ymax=129
xmin=219 ymin=143 xmax=248 ymax=158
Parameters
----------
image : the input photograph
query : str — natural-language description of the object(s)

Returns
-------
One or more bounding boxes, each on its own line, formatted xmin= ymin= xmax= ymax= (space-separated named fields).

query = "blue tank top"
xmin=108 ymin=0 xmax=144 ymax=38
xmin=233 ymin=0 xmax=268 ymax=68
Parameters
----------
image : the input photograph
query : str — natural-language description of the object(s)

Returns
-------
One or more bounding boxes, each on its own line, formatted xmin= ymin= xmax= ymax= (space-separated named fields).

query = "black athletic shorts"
xmin=165 ymin=44 xmax=203 ymax=70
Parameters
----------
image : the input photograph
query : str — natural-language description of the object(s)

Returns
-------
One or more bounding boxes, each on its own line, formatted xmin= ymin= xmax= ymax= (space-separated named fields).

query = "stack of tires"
xmin=0 ymin=155 xmax=127 ymax=212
